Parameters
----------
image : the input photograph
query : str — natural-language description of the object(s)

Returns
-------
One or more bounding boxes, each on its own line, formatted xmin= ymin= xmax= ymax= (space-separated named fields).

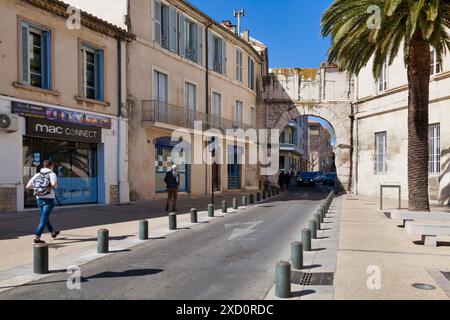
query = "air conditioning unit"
xmin=0 ymin=113 xmax=19 ymax=133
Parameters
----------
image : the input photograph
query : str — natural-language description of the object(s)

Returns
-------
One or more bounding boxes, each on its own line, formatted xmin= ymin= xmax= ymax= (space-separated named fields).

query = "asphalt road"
xmin=0 ymin=186 xmax=328 ymax=300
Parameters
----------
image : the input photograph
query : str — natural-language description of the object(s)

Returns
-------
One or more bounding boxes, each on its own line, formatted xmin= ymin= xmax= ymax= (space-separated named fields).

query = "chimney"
xmin=243 ymin=29 xmax=250 ymax=42
xmin=221 ymin=20 xmax=237 ymax=34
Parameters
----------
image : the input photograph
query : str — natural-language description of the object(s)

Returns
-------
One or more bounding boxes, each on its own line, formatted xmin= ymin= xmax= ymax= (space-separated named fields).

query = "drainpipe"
xmin=117 ymin=38 xmax=122 ymax=204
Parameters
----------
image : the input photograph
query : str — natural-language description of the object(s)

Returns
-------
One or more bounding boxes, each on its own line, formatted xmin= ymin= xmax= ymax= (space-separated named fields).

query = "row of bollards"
xmin=33 ymin=187 xmax=286 ymax=275
xmin=275 ymin=191 xmax=336 ymax=298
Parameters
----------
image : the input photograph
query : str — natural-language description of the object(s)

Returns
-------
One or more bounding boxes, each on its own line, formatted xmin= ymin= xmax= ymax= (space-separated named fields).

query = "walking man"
xmin=164 ymin=165 xmax=180 ymax=213
xmin=26 ymin=160 xmax=60 ymax=244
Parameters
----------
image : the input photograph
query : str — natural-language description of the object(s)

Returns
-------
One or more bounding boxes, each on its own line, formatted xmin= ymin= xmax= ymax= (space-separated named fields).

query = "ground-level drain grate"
xmin=442 ymin=272 xmax=450 ymax=281
xmin=291 ymin=271 xmax=334 ymax=286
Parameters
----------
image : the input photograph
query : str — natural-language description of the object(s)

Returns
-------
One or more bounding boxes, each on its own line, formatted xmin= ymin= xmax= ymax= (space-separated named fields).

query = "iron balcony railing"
xmin=142 ymin=100 xmax=253 ymax=132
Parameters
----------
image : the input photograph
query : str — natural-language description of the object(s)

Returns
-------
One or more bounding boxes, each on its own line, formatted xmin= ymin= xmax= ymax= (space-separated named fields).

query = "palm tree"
xmin=322 ymin=0 xmax=450 ymax=211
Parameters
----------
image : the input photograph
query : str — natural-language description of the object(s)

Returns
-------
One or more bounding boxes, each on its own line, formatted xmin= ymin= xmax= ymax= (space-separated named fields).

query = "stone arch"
xmin=265 ymin=101 xmax=353 ymax=191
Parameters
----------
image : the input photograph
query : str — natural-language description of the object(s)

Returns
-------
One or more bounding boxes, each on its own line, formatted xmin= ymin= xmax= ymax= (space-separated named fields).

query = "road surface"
xmin=0 ymin=187 xmax=328 ymax=300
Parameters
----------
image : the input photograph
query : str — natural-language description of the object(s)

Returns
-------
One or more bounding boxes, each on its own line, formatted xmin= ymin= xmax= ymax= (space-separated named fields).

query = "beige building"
xmin=354 ymin=47 xmax=450 ymax=203
xmin=125 ymin=0 xmax=268 ymax=200
xmin=308 ymin=121 xmax=333 ymax=172
xmin=0 ymin=0 xmax=130 ymax=212
xmin=279 ymin=117 xmax=309 ymax=174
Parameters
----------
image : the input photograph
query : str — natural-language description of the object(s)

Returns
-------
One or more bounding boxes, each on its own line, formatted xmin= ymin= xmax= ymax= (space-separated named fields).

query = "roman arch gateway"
xmin=259 ymin=65 xmax=354 ymax=191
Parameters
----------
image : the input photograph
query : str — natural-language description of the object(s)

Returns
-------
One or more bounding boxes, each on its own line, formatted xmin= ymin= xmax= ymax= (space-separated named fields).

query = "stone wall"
xmin=0 ymin=188 xmax=17 ymax=212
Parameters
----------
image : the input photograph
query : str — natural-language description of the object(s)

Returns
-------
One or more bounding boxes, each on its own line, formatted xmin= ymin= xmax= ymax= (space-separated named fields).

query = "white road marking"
xmin=225 ymin=221 xmax=263 ymax=240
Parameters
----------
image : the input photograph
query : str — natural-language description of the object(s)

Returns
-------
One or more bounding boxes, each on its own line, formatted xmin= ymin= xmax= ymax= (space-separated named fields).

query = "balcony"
xmin=142 ymin=100 xmax=253 ymax=132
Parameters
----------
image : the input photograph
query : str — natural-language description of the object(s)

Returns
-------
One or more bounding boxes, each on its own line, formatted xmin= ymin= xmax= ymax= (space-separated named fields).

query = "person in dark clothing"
xmin=164 ymin=165 xmax=180 ymax=213
xmin=278 ymin=171 xmax=285 ymax=190
xmin=285 ymin=172 xmax=291 ymax=190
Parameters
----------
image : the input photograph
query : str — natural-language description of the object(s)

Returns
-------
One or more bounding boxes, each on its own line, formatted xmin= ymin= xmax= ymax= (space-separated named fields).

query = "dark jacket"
xmin=164 ymin=171 xmax=180 ymax=189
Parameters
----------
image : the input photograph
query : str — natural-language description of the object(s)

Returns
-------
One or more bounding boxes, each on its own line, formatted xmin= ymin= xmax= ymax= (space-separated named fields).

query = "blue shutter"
xmin=42 ymin=31 xmax=52 ymax=90
xmin=178 ymin=13 xmax=185 ymax=57
xmin=154 ymin=0 xmax=161 ymax=44
xmin=169 ymin=6 xmax=177 ymax=52
xmin=197 ymin=24 xmax=203 ymax=65
xmin=221 ymin=39 xmax=227 ymax=75
xmin=21 ymin=22 xmax=29 ymax=84
xmin=207 ymin=31 xmax=213 ymax=69
xmin=96 ymin=50 xmax=104 ymax=101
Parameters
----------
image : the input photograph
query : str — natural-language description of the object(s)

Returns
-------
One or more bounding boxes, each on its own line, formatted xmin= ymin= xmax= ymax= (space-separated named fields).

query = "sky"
xmin=188 ymin=0 xmax=333 ymax=68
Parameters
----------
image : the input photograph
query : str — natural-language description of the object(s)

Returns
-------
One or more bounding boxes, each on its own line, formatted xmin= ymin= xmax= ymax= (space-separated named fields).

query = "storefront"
xmin=7 ymin=101 xmax=120 ymax=208
xmin=154 ymin=137 xmax=190 ymax=193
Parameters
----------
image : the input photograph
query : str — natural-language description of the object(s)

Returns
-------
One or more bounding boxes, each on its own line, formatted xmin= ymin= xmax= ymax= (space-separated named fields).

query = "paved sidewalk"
xmin=334 ymin=195 xmax=450 ymax=300
xmin=0 ymin=190 xmax=277 ymax=293
xmin=265 ymin=194 xmax=341 ymax=300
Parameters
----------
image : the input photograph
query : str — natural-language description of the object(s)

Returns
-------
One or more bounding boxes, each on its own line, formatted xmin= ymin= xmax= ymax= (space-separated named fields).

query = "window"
xmin=154 ymin=71 xmax=168 ymax=122
xmin=430 ymin=49 xmax=442 ymax=76
xmin=235 ymin=48 xmax=243 ymax=82
xmin=248 ymin=57 xmax=255 ymax=90
xmin=375 ymin=132 xmax=387 ymax=174
xmin=21 ymin=21 xmax=51 ymax=89
xmin=208 ymin=32 xmax=226 ymax=75
xmin=377 ymin=62 xmax=387 ymax=92
xmin=154 ymin=1 xmax=176 ymax=52
xmin=81 ymin=45 xmax=104 ymax=101
xmin=212 ymin=92 xmax=222 ymax=129
xmin=250 ymin=106 xmax=256 ymax=127
xmin=235 ymin=100 xmax=243 ymax=126
xmin=429 ymin=124 xmax=440 ymax=175
xmin=185 ymin=82 xmax=196 ymax=126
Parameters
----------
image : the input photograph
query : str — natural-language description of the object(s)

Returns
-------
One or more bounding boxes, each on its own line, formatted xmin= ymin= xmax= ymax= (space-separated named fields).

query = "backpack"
xmin=32 ymin=173 xmax=52 ymax=196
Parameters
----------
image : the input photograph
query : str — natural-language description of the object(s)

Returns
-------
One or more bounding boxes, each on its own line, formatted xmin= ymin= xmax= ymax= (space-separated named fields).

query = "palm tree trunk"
xmin=407 ymin=32 xmax=431 ymax=212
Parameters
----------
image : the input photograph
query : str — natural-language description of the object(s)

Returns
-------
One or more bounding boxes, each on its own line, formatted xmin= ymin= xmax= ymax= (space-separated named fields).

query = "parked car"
xmin=297 ymin=172 xmax=321 ymax=187
xmin=315 ymin=173 xmax=337 ymax=186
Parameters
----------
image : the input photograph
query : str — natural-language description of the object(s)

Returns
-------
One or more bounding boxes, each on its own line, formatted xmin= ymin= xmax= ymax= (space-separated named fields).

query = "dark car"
xmin=297 ymin=172 xmax=320 ymax=187
xmin=315 ymin=173 xmax=337 ymax=186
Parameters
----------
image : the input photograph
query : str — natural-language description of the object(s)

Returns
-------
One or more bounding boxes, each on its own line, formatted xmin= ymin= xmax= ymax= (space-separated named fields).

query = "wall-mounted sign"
xmin=27 ymin=118 xmax=102 ymax=144
xmin=12 ymin=101 xmax=112 ymax=129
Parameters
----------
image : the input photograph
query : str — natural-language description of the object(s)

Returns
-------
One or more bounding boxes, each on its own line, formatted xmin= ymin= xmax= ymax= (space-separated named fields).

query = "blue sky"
xmin=188 ymin=0 xmax=333 ymax=68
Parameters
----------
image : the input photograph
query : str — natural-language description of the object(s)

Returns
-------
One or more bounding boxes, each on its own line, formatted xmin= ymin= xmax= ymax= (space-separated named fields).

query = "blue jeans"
xmin=35 ymin=198 xmax=55 ymax=237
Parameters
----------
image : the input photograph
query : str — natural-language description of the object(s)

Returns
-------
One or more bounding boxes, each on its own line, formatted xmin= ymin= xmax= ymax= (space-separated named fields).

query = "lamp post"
xmin=209 ymin=137 xmax=216 ymax=205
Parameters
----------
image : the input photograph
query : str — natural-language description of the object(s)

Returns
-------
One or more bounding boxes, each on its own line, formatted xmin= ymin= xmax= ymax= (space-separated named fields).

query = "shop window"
xmin=21 ymin=21 xmax=52 ymax=89
xmin=81 ymin=44 xmax=104 ymax=101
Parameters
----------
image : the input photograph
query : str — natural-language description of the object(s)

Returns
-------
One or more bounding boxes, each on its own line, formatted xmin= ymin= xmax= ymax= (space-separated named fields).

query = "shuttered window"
xmin=21 ymin=22 xmax=52 ymax=90
xmin=248 ymin=57 xmax=255 ymax=90
xmin=429 ymin=124 xmax=441 ymax=174
xmin=81 ymin=44 xmax=104 ymax=101
xmin=235 ymin=48 xmax=243 ymax=82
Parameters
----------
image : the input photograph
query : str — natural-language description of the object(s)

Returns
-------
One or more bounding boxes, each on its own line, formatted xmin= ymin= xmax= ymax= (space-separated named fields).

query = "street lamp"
xmin=209 ymin=137 xmax=216 ymax=205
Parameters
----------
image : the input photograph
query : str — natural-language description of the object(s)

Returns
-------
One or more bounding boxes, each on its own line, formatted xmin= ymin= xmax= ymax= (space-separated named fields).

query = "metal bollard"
xmin=233 ymin=198 xmax=238 ymax=210
xmin=33 ymin=243 xmax=49 ymax=274
xmin=169 ymin=213 xmax=177 ymax=230
xmin=208 ymin=204 xmax=215 ymax=217
xmin=97 ymin=229 xmax=109 ymax=254
xmin=222 ymin=201 xmax=228 ymax=213
xmin=275 ymin=261 xmax=291 ymax=298
xmin=190 ymin=208 xmax=198 ymax=223
xmin=313 ymin=213 xmax=322 ymax=230
xmin=257 ymin=192 xmax=262 ymax=202
xmin=291 ymin=241 xmax=304 ymax=270
xmin=249 ymin=194 xmax=255 ymax=204
xmin=242 ymin=196 xmax=248 ymax=207
xmin=309 ymin=220 xmax=318 ymax=239
xmin=139 ymin=220 xmax=149 ymax=240
xmin=302 ymin=228 xmax=312 ymax=252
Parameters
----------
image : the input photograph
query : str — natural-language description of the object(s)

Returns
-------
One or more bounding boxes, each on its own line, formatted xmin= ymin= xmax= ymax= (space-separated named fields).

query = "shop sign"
xmin=26 ymin=118 xmax=102 ymax=144
xmin=12 ymin=101 xmax=112 ymax=129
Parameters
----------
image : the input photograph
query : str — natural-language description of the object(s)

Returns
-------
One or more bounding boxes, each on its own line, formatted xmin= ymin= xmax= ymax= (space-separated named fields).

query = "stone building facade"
xmin=0 ymin=0 xmax=130 ymax=212
xmin=308 ymin=121 xmax=333 ymax=172
xmin=354 ymin=49 xmax=450 ymax=203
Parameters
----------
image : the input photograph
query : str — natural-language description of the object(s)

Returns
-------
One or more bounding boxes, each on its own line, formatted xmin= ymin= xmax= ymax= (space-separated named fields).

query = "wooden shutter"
xmin=178 ymin=13 xmax=185 ymax=57
xmin=154 ymin=0 xmax=161 ymax=44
